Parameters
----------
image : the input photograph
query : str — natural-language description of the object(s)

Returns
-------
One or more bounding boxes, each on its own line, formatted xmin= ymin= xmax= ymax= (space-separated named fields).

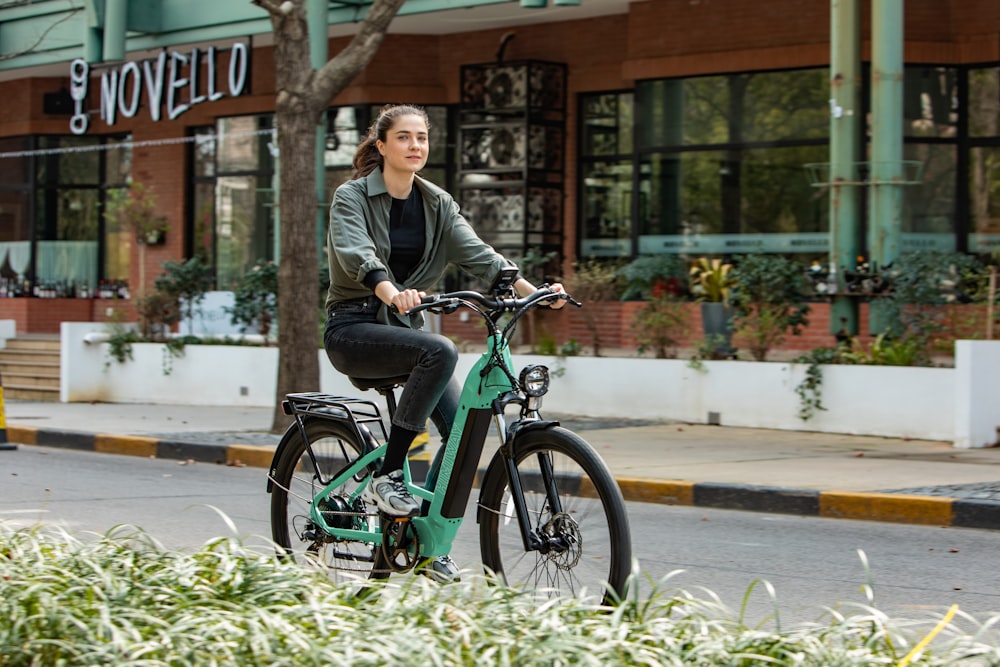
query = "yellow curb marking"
xmin=94 ymin=434 xmax=159 ymax=458
xmin=226 ymin=444 xmax=276 ymax=469
xmin=820 ymin=491 xmax=952 ymax=526
xmin=5 ymin=426 xmax=38 ymax=446
xmin=617 ymin=478 xmax=695 ymax=506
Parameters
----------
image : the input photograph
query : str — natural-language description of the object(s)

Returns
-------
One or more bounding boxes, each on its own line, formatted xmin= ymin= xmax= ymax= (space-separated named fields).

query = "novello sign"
xmin=68 ymin=43 xmax=250 ymax=135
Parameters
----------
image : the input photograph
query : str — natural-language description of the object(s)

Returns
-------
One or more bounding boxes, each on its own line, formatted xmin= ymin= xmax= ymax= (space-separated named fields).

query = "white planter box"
xmin=60 ymin=323 xmax=1000 ymax=447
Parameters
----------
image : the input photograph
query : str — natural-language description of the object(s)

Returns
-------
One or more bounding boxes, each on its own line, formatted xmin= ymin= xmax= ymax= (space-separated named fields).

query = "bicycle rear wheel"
xmin=478 ymin=426 xmax=632 ymax=605
xmin=269 ymin=417 xmax=388 ymax=584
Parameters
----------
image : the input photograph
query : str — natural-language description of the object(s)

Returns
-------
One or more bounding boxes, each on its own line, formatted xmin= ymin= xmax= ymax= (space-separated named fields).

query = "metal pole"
xmin=829 ymin=0 xmax=861 ymax=338
xmin=868 ymin=0 xmax=905 ymax=334
xmin=309 ymin=0 xmax=329 ymax=254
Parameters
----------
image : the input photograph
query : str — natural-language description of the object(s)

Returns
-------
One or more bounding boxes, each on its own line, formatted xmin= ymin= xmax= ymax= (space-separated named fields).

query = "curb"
xmin=8 ymin=425 xmax=1000 ymax=531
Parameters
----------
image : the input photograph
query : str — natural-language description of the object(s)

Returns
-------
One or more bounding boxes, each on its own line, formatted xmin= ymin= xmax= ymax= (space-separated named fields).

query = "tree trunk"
xmin=268 ymin=2 xmax=321 ymax=432
xmin=255 ymin=0 xmax=408 ymax=432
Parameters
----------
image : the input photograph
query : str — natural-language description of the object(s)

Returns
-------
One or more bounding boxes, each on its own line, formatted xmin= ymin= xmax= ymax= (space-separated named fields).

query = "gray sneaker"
xmin=419 ymin=555 xmax=460 ymax=584
xmin=362 ymin=470 xmax=419 ymax=517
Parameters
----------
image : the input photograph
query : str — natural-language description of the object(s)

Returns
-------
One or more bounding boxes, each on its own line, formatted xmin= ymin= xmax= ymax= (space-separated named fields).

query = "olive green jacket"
xmin=325 ymin=168 xmax=515 ymax=327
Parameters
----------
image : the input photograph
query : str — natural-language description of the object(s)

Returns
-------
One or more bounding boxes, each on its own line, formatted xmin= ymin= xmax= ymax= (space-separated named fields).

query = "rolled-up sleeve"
xmin=329 ymin=186 xmax=386 ymax=284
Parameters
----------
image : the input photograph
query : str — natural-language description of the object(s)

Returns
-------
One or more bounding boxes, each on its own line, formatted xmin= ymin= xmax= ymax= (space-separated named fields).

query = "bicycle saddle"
xmin=349 ymin=374 xmax=410 ymax=392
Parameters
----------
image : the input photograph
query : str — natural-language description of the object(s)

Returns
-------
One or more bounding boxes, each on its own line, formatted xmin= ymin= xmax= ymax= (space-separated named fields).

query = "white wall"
xmin=954 ymin=340 xmax=1000 ymax=448
xmin=60 ymin=323 xmax=993 ymax=445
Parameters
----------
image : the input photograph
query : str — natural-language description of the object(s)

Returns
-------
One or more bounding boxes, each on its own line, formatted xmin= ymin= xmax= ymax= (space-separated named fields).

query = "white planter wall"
xmin=61 ymin=322 xmax=1000 ymax=447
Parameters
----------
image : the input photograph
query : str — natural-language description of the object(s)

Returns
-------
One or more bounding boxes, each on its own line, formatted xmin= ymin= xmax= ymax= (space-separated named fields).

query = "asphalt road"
xmin=3 ymin=445 xmax=999 ymax=628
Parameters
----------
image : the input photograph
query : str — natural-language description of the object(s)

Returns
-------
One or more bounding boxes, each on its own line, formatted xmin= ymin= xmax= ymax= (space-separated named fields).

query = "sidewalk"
xmin=4 ymin=399 xmax=1000 ymax=529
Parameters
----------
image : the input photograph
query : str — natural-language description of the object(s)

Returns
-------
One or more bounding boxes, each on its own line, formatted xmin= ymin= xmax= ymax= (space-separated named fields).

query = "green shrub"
xmin=730 ymin=254 xmax=811 ymax=361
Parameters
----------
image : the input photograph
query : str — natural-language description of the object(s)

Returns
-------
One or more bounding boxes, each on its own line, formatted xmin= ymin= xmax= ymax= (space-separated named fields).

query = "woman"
xmin=324 ymin=104 xmax=563 ymax=582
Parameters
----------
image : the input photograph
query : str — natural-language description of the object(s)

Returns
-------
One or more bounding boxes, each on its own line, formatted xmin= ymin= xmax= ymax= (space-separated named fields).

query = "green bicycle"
xmin=267 ymin=270 xmax=632 ymax=604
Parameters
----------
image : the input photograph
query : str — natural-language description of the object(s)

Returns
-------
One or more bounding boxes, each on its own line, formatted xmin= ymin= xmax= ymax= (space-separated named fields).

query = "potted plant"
xmin=633 ymin=295 xmax=686 ymax=358
xmin=617 ymin=254 xmax=687 ymax=301
xmin=689 ymin=257 xmax=736 ymax=357
xmin=728 ymin=254 xmax=811 ymax=361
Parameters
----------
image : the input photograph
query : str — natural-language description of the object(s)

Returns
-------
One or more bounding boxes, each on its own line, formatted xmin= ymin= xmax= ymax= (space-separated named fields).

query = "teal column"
xmin=102 ymin=0 xmax=126 ymax=62
xmin=868 ymin=0 xmax=905 ymax=334
xmin=829 ymin=0 xmax=861 ymax=337
xmin=309 ymin=0 xmax=328 ymax=254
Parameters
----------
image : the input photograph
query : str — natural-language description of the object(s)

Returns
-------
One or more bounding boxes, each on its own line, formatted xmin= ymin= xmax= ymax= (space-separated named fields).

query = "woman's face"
xmin=377 ymin=114 xmax=429 ymax=178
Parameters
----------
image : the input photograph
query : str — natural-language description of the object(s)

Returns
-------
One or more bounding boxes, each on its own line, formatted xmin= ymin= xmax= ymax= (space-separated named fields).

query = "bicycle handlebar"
xmin=391 ymin=286 xmax=581 ymax=318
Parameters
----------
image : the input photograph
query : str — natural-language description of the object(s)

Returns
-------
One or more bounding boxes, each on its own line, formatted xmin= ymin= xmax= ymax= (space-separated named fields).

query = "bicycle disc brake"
xmin=381 ymin=517 xmax=420 ymax=573
xmin=541 ymin=512 xmax=582 ymax=570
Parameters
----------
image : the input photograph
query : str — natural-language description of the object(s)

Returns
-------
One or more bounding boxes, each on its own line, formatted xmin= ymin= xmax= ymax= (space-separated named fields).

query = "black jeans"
xmin=323 ymin=297 xmax=460 ymax=439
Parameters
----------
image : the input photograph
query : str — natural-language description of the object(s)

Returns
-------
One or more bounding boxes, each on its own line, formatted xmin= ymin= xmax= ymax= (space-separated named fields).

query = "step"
xmin=3 ymin=385 xmax=59 ymax=402
xmin=0 ymin=349 xmax=60 ymax=365
xmin=0 ymin=334 xmax=61 ymax=352
xmin=2 ymin=372 xmax=59 ymax=389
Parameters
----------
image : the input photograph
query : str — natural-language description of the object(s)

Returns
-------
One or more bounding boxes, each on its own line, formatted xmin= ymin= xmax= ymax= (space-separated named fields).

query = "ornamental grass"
xmin=1 ymin=524 xmax=998 ymax=666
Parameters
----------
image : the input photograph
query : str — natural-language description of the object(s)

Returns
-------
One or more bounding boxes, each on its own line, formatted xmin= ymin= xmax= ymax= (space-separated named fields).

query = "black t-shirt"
xmin=363 ymin=187 xmax=425 ymax=289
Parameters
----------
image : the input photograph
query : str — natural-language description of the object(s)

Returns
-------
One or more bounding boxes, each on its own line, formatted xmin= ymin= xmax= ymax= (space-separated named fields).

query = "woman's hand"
xmin=376 ymin=282 xmax=425 ymax=314
xmin=545 ymin=282 xmax=567 ymax=309
xmin=515 ymin=278 xmax=567 ymax=309
xmin=391 ymin=288 xmax=425 ymax=314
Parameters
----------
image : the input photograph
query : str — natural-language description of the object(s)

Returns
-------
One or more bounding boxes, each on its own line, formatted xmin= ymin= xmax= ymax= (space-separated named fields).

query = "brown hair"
xmin=352 ymin=104 xmax=431 ymax=179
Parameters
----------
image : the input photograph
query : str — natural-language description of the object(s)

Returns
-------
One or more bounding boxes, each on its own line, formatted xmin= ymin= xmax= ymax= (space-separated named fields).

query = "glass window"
xmin=969 ymin=146 xmax=1000 ymax=253
xmin=215 ymin=175 xmax=273 ymax=288
xmin=580 ymin=160 xmax=632 ymax=257
xmin=969 ymin=67 xmax=1000 ymax=138
xmin=637 ymin=69 xmax=828 ymax=150
xmin=582 ymin=93 xmax=634 ymax=156
xmin=217 ymin=115 xmax=274 ymax=173
xmin=904 ymin=67 xmax=957 ymax=138
xmin=37 ymin=136 xmax=101 ymax=186
xmin=193 ymin=128 xmax=216 ymax=178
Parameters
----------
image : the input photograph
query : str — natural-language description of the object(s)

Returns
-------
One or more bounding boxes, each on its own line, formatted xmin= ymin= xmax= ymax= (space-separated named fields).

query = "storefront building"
xmin=0 ymin=0 xmax=998 ymax=337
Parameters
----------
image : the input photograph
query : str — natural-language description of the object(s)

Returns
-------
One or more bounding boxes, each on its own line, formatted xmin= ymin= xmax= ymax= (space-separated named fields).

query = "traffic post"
xmin=0 ymin=371 xmax=16 ymax=451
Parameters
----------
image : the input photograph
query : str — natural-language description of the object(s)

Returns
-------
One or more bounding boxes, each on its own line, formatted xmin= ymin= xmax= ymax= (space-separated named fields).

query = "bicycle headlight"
xmin=519 ymin=364 xmax=550 ymax=397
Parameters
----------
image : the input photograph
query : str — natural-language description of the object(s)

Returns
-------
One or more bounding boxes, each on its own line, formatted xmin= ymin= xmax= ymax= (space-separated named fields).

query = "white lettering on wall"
xmin=167 ymin=51 xmax=190 ymax=120
xmin=69 ymin=59 xmax=90 ymax=134
xmin=68 ymin=43 xmax=251 ymax=135
xmin=207 ymin=46 xmax=223 ymax=101
xmin=118 ymin=61 xmax=141 ymax=119
xmin=228 ymin=42 xmax=248 ymax=97
xmin=142 ymin=52 xmax=167 ymax=122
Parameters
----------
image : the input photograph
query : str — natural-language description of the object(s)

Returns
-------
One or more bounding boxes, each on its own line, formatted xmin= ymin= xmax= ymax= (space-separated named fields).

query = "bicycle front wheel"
xmin=269 ymin=417 xmax=388 ymax=584
xmin=478 ymin=426 xmax=632 ymax=605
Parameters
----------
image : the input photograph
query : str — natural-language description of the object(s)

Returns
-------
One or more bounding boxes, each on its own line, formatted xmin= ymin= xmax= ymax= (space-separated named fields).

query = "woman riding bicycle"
xmin=323 ymin=103 xmax=564 ymax=581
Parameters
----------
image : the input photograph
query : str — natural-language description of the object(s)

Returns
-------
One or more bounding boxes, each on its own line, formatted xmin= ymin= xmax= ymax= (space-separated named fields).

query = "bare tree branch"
xmin=311 ymin=0 xmax=407 ymax=103
xmin=251 ymin=0 xmax=287 ymax=18
xmin=0 ymin=2 xmax=81 ymax=62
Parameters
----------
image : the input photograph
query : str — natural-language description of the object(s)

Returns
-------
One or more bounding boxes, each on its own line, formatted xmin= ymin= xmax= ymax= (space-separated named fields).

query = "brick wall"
xmin=3 ymin=0 xmax=999 ymax=335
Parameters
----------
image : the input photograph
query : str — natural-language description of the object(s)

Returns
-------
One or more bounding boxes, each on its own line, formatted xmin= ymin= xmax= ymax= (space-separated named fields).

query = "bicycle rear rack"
xmin=282 ymin=392 xmax=388 ymax=451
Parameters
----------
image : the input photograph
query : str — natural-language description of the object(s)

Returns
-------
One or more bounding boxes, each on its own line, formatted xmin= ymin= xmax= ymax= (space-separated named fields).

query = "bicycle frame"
xmin=286 ymin=328 xmax=528 ymax=559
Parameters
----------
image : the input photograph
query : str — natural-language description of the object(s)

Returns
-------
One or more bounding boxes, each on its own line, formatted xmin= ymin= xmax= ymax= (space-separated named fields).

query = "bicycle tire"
xmin=270 ymin=417 xmax=390 ymax=585
xmin=478 ymin=426 xmax=632 ymax=605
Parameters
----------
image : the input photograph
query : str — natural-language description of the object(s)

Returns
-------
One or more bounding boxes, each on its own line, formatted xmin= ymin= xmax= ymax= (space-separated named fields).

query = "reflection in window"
xmin=904 ymin=67 xmax=957 ymax=138
xmin=217 ymin=115 xmax=274 ymax=173
xmin=969 ymin=67 xmax=1000 ymax=138
xmin=580 ymin=160 xmax=632 ymax=257
xmin=215 ymin=175 xmax=273 ymax=289
xmin=636 ymin=70 xmax=827 ymax=150
xmin=969 ymin=146 xmax=1000 ymax=252
xmin=0 ymin=138 xmax=31 ymax=282
xmin=32 ymin=135 xmax=130 ymax=289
